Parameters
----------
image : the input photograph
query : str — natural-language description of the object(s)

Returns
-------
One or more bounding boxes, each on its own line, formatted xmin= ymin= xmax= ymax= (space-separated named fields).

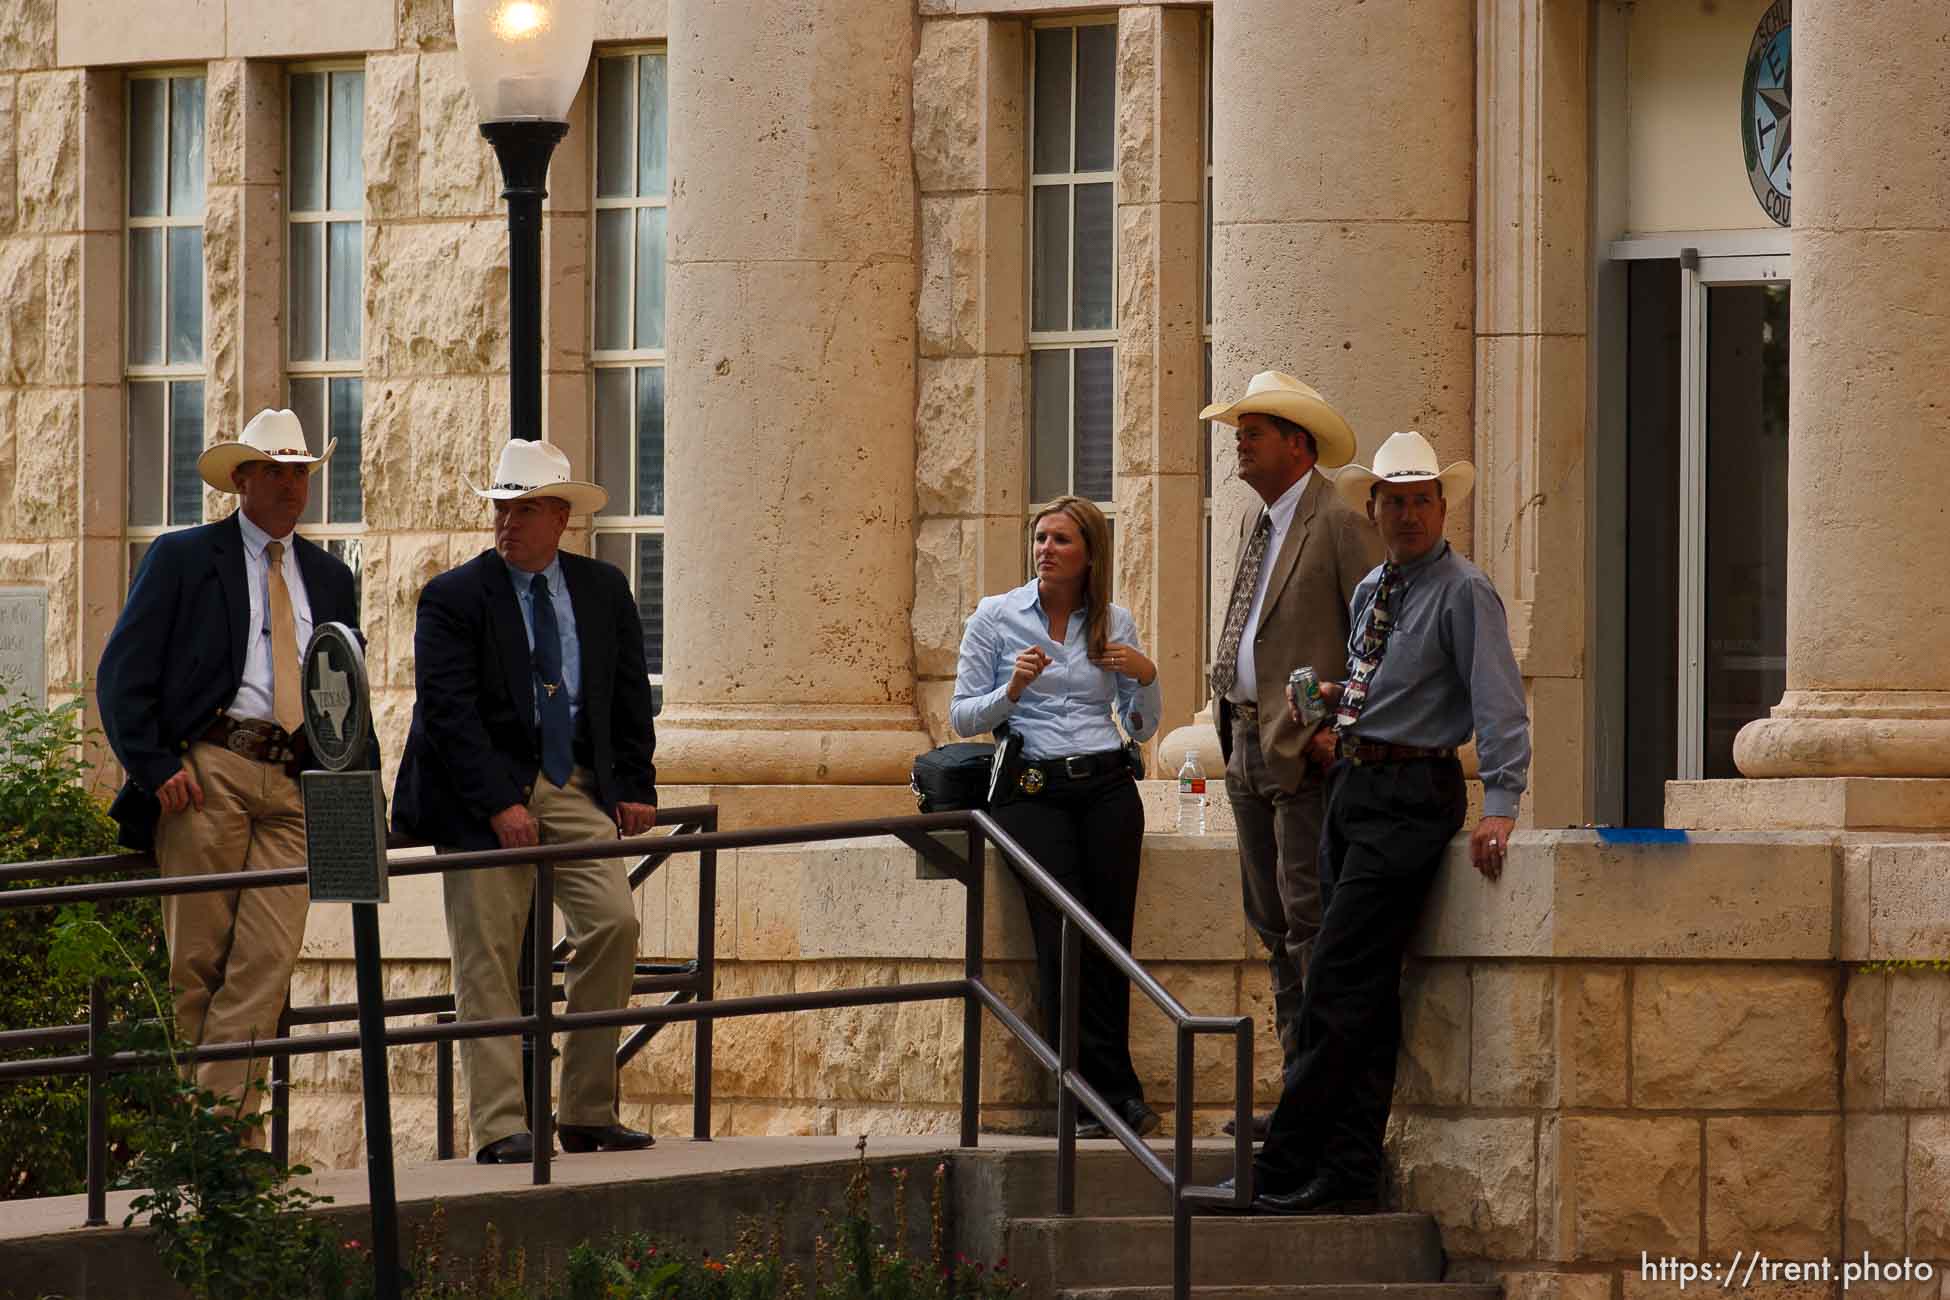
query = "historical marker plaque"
xmin=300 ymin=621 xmax=386 ymax=903
xmin=0 ymin=587 xmax=47 ymax=708
xmin=302 ymin=770 xmax=389 ymax=904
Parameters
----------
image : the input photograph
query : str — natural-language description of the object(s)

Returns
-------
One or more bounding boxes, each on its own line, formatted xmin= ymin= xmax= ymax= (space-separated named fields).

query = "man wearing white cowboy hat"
xmin=393 ymin=438 xmax=658 ymax=1164
xmin=1216 ymin=429 xmax=1529 ymax=1215
xmin=97 ymin=407 xmax=371 ymax=1120
xmin=1198 ymin=370 xmax=1382 ymax=1140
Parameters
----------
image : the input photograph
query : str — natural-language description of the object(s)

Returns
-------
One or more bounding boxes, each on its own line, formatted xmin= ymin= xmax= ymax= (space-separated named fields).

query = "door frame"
xmin=1596 ymin=229 xmax=1790 ymax=816
xmin=1676 ymin=252 xmax=1790 ymax=778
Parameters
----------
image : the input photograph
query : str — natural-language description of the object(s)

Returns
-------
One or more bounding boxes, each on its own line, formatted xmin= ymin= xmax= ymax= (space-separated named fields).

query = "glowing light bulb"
xmin=494 ymin=1 xmax=547 ymax=39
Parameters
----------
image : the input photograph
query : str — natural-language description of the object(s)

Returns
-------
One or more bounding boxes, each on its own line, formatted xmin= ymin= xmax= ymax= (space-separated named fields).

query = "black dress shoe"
xmin=475 ymin=1132 xmax=534 ymax=1164
xmin=1075 ymin=1098 xmax=1161 ymax=1140
xmin=1220 ymin=1112 xmax=1273 ymax=1141
xmin=557 ymin=1121 xmax=656 ymax=1153
xmin=1251 ymin=1171 xmax=1378 ymax=1216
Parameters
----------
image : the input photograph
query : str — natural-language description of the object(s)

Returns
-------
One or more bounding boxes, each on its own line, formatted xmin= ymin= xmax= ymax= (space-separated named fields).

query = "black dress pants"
xmin=988 ymin=767 xmax=1147 ymax=1109
xmin=1254 ymin=756 xmax=1466 ymax=1193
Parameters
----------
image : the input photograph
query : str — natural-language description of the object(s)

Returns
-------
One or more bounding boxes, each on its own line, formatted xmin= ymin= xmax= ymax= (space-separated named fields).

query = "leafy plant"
xmin=47 ymin=904 xmax=339 ymax=1300
xmin=0 ymin=688 xmax=171 ymax=1200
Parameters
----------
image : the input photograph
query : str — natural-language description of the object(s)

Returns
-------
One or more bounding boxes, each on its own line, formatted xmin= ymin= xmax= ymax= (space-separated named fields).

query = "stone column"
xmin=1160 ymin=0 xmax=1476 ymax=774
xmin=1112 ymin=7 xmax=1205 ymax=747
xmin=660 ymin=0 xmax=931 ymax=784
xmin=1473 ymin=0 xmax=1589 ymax=825
xmin=908 ymin=15 xmax=1028 ymax=747
xmin=1731 ymin=0 xmax=1950 ymax=780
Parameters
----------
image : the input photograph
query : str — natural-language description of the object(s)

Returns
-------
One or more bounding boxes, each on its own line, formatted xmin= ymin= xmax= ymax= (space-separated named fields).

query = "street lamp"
xmin=454 ymin=0 xmax=594 ymax=442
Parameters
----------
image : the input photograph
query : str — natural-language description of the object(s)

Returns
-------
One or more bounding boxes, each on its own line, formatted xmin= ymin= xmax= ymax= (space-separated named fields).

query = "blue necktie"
xmin=530 ymin=572 xmax=574 ymax=788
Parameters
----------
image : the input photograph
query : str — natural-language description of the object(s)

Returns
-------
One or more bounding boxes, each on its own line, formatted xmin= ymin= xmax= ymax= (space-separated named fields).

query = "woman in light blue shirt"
xmin=951 ymin=495 xmax=1165 ymax=1139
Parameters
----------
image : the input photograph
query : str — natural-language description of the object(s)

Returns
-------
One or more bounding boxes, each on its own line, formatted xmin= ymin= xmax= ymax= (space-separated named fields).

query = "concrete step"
xmin=1005 ymin=1213 xmax=1446 ymax=1292
xmin=1060 ymin=1287 xmax=1500 ymax=1300
xmin=959 ymin=1144 xmax=1246 ymax=1219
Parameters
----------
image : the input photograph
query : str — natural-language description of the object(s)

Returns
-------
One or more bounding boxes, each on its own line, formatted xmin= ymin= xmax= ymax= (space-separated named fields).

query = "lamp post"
xmin=454 ymin=0 xmax=594 ymax=443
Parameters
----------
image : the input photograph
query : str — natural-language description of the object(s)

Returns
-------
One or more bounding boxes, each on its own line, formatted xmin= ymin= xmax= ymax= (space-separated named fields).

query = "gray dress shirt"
xmin=1343 ymin=541 xmax=1531 ymax=818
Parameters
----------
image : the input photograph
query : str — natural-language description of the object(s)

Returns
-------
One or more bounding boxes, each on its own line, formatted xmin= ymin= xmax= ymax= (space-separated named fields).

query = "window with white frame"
xmin=125 ymin=70 xmax=207 ymax=583
xmin=287 ymin=64 xmax=366 ymax=596
xmin=588 ymin=48 xmax=669 ymax=713
xmin=1028 ymin=19 xmax=1117 ymax=515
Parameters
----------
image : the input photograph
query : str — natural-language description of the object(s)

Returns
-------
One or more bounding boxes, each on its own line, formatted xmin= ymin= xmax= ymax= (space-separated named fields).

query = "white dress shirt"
xmin=227 ymin=511 xmax=315 ymax=724
xmin=1226 ymin=469 xmax=1311 ymax=705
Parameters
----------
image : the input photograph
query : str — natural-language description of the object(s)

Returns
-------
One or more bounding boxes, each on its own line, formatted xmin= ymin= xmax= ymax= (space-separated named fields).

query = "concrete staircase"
xmin=957 ymin=1146 xmax=1499 ymax=1300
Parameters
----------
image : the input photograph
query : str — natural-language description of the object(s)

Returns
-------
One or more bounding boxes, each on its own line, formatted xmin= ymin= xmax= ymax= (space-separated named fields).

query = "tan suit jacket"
xmin=1215 ymin=472 xmax=1384 ymax=794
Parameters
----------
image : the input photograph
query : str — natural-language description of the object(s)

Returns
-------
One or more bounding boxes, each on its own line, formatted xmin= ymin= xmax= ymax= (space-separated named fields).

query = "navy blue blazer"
xmin=96 ymin=512 xmax=367 ymax=850
xmin=390 ymin=548 xmax=658 ymax=851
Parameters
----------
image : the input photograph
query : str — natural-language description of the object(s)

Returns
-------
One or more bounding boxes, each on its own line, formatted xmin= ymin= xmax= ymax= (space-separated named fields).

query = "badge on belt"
xmin=1018 ymin=767 xmax=1046 ymax=795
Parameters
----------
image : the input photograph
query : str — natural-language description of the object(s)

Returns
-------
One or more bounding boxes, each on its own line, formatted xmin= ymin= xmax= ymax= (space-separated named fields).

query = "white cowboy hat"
xmin=1198 ymin=370 xmax=1358 ymax=470
xmin=197 ymin=408 xmax=336 ymax=493
xmin=468 ymin=438 xmax=609 ymax=515
xmin=1334 ymin=430 xmax=1476 ymax=511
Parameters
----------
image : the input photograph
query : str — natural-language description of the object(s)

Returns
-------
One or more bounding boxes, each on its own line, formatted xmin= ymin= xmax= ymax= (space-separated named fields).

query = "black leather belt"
xmin=198 ymin=714 xmax=309 ymax=773
xmin=1023 ymin=748 xmax=1130 ymax=784
xmin=1340 ymin=739 xmax=1457 ymax=765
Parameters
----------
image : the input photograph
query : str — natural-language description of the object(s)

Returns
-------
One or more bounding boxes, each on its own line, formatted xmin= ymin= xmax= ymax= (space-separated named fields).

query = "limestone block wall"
xmin=1384 ymin=830 xmax=1950 ymax=1299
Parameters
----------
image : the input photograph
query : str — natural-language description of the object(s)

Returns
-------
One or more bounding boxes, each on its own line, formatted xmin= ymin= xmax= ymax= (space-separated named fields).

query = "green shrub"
xmin=0 ymin=689 xmax=172 ymax=1200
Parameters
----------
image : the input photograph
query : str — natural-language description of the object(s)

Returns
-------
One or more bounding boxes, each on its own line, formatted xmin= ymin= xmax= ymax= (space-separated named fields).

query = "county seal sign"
xmin=1741 ymin=0 xmax=1791 ymax=227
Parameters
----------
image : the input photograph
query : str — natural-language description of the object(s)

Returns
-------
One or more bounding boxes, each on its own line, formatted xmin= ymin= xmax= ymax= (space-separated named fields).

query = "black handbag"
xmin=910 ymin=729 xmax=1023 ymax=813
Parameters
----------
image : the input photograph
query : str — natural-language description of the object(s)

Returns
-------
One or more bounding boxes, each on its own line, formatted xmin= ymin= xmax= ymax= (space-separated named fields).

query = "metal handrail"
xmin=0 ymin=805 xmax=1250 ymax=1300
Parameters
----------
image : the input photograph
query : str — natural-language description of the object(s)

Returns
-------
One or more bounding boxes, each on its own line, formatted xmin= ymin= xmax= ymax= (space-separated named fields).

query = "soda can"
xmin=1287 ymin=666 xmax=1328 ymax=725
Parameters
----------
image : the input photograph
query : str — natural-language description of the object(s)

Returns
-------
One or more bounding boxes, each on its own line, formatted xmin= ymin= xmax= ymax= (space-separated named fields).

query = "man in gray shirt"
xmin=1224 ymin=430 xmax=1530 ymax=1215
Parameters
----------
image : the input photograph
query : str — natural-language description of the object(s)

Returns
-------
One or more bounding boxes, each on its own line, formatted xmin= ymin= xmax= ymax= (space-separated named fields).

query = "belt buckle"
xmin=224 ymin=727 xmax=258 ymax=758
xmin=1064 ymin=755 xmax=1090 ymax=779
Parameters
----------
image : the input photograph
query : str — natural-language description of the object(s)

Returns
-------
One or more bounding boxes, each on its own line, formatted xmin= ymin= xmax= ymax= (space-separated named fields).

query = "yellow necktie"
xmin=265 ymin=541 xmax=303 ymax=735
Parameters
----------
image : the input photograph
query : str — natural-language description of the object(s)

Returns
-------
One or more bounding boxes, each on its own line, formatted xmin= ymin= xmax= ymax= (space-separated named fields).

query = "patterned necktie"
xmin=1334 ymin=561 xmax=1404 ymax=732
xmin=265 ymin=541 xmax=303 ymax=735
xmin=530 ymin=572 xmax=574 ymax=788
xmin=1209 ymin=510 xmax=1273 ymax=701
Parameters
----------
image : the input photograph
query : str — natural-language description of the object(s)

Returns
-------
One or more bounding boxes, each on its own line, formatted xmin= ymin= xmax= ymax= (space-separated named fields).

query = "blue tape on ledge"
xmin=1594 ymin=827 xmax=1690 ymax=845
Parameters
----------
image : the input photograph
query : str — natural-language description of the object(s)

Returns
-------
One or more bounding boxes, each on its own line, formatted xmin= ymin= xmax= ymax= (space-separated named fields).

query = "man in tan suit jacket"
xmin=1202 ymin=372 xmax=1381 ymax=1138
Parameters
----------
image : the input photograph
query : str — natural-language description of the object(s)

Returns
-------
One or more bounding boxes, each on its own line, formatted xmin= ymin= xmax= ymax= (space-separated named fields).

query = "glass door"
xmin=1679 ymin=256 xmax=1790 ymax=780
xmin=1616 ymin=250 xmax=1789 ymax=823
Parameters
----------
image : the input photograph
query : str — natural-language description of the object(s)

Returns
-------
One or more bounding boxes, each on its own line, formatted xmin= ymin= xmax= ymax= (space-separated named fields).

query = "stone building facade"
xmin=7 ymin=0 xmax=1950 ymax=1294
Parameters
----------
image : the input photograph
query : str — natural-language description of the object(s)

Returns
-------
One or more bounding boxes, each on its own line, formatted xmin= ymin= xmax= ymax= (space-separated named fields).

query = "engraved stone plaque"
xmin=303 ymin=770 xmax=389 ymax=904
xmin=0 ymin=587 xmax=47 ymax=708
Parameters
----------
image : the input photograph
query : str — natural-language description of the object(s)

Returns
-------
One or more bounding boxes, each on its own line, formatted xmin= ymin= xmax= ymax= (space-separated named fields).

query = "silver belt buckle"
xmin=225 ymin=727 xmax=258 ymax=757
xmin=1064 ymin=755 xmax=1090 ymax=779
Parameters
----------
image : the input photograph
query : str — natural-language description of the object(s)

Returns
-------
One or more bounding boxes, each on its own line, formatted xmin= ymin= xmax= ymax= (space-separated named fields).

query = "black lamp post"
xmin=455 ymin=0 xmax=594 ymax=442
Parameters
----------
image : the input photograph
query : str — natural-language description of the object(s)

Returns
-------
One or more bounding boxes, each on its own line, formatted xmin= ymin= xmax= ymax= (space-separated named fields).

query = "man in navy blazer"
xmin=392 ymin=439 xmax=658 ymax=1164
xmin=97 ymin=408 xmax=366 ymax=1119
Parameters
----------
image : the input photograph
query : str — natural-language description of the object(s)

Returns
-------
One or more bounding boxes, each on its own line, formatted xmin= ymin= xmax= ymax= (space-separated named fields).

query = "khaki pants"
xmin=154 ymin=741 xmax=310 ymax=1117
xmin=442 ymin=769 xmax=638 ymax=1152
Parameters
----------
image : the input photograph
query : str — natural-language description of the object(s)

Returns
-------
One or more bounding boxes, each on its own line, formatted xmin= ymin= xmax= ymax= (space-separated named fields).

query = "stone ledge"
xmin=1668 ymin=778 xmax=1950 ymax=831
xmin=1417 ymin=831 xmax=1838 ymax=961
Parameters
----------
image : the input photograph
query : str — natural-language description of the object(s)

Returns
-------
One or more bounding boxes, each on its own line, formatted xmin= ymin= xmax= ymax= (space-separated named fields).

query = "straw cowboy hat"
xmin=469 ymin=438 xmax=609 ymax=515
xmin=1334 ymin=430 xmax=1476 ymax=512
xmin=1198 ymin=370 xmax=1358 ymax=470
xmin=197 ymin=408 xmax=335 ymax=493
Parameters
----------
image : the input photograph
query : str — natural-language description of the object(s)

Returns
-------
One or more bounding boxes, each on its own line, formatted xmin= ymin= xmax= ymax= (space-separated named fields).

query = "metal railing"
xmin=1 ymin=807 xmax=1253 ymax=1300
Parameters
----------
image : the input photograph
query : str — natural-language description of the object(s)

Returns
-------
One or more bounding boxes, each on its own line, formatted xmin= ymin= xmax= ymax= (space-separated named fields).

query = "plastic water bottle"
xmin=1176 ymin=753 xmax=1207 ymax=835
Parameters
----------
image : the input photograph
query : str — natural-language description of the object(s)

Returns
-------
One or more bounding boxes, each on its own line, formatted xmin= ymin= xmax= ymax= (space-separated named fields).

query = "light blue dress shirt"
xmin=228 ymin=510 xmax=314 ymax=724
xmin=1342 ymin=541 xmax=1531 ymax=818
xmin=505 ymin=553 xmax=582 ymax=724
xmin=950 ymin=580 xmax=1164 ymax=760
